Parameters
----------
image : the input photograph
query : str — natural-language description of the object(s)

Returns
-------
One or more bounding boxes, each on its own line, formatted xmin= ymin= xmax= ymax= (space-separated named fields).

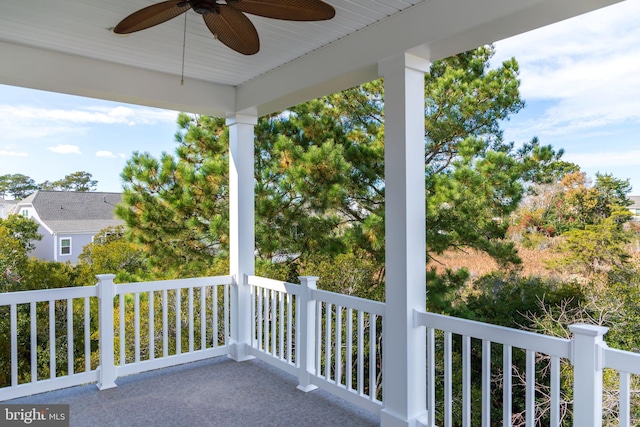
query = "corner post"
xmin=378 ymin=51 xmax=431 ymax=427
xmin=297 ymin=276 xmax=318 ymax=392
xmin=569 ymin=323 xmax=609 ymax=427
xmin=96 ymin=274 xmax=117 ymax=390
xmin=227 ymin=112 xmax=257 ymax=362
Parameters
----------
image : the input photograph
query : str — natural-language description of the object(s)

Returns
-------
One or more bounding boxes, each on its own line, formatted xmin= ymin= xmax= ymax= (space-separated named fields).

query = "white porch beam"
xmin=227 ymin=112 xmax=257 ymax=362
xmin=0 ymin=41 xmax=235 ymax=116
xmin=379 ymin=52 xmax=431 ymax=427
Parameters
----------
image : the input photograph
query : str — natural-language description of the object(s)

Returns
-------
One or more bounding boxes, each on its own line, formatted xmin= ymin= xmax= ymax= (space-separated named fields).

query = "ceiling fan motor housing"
xmin=189 ymin=0 xmax=216 ymax=15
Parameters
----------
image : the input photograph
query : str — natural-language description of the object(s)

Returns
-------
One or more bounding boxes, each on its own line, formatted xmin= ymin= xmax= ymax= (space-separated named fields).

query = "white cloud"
xmin=0 ymin=104 xmax=177 ymax=140
xmin=494 ymin=0 xmax=640 ymax=138
xmin=119 ymin=153 xmax=126 ymax=158
xmin=96 ymin=150 xmax=117 ymax=158
xmin=0 ymin=150 xmax=28 ymax=157
xmin=564 ymin=149 xmax=640 ymax=168
xmin=47 ymin=144 xmax=81 ymax=154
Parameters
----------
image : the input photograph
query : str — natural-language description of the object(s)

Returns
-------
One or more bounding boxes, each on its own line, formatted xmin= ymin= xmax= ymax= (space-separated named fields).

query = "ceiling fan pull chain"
xmin=181 ymin=11 xmax=187 ymax=86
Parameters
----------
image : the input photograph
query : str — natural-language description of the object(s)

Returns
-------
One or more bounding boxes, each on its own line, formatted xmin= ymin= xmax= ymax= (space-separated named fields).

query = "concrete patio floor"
xmin=6 ymin=357 xmax=380 ymax=427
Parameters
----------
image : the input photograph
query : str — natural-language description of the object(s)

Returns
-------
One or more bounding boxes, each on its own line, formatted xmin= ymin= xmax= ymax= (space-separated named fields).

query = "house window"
xmin=60 ymin=238 xmax=71 ymax=256
xmin=21 ymin=209 xmax=28 ymax=217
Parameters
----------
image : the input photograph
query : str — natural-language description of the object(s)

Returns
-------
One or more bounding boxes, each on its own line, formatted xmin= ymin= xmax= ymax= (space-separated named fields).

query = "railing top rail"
xmin=247 ymin=275 xmax=301 ymax=295
xmin=603 ymin=347 xmax=640 ymax=375
xmin=0 ymin=285 xmax=98 ymax=305
xmin=115 ymin=275 xmax=232 ymax=294
xmin=311 ymin=288 xmax=385 ymax=316
xmin=415 ymin=310 xmax=571 ymax=359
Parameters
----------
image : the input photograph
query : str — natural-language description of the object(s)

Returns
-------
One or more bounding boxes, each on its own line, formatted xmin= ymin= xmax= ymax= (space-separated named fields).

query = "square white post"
xmin=297 ymin=276 xmax=318 ymax=392
xmin=378 ymin=52 xmax=431 ymax=427
xmin=569 ymin=323 xmax=609 ymax=427
xmin=227 ymin=113 xmax=257 ymax=362
xmin=96 ymin=274 xmax=117 ymax=390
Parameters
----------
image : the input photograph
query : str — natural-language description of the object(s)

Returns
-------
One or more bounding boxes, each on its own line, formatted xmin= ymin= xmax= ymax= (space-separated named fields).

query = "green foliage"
xmin=77 ymin=225 xmax=149 ymax=284
xmin=118 ymin=46 xmax=570 ymax=279
xmin=117 ymin=115 xmax=230 ymax=277
xmin=44 ymin=171 xmax=98 ymax=192
xmin=0 ymin=174 xmax=38 ymax=199
xmin=548 ymin=210 xmax=633 ymax=277
xmin=0 ymin=215 xmax=42 ymax=253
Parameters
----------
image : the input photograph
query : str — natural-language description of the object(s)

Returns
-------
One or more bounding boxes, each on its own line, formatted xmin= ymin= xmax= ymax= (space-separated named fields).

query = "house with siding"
xmin=14 ymin=191 xmax=124 ymax=264
xmin=628 ymin=195 xmax=640 ymax=222
xmin=0 ymin=197 xmax=18 ymax=219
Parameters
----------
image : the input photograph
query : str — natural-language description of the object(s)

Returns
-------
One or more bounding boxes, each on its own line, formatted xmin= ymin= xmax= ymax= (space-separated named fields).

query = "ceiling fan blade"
xmin=203 ymin=6 xmax=260 ymax=55
xmin=228 ymin=0 xmax=335 ymax=21
xmin=113 ymin=1 xmax=191 ymax=34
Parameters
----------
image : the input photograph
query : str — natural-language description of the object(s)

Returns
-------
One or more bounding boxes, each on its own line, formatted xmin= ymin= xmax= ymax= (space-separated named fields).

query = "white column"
xmin=227 ymin=113 xmax=257 ymax=362
xmin=569 ymin=323 xmax=609 ymax=427
xmin=379 ymin=52 xmax=431 ymax=427
xmin=96 ymin=274 xmax=117 ymax=390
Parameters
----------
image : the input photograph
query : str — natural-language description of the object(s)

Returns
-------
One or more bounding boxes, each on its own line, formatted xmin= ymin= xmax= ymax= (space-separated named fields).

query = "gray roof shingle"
xmin=20 ymin=191 xmax=124 ymax=233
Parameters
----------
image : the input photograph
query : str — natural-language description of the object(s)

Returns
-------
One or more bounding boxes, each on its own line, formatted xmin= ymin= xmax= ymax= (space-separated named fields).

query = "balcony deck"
xmin=5 ymin=356 xmax=379 ymax=427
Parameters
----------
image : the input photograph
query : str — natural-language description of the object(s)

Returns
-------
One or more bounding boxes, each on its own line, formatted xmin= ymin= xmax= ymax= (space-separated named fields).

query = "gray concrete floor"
xmin=6 ymin=356 xmax=380 ymax=427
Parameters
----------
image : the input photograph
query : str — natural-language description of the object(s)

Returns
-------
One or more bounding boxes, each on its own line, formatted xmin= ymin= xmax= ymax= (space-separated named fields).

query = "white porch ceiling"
xmin=0 ymin=0 xmax=625 ymax=117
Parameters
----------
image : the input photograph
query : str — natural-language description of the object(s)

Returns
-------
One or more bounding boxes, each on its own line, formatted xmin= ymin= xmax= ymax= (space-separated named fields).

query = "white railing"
xmin=415 ymin=311 xmax=640 ymax=427
xmin=0 ymin=274 xmax=231 ymax=400
xmin=247 ymin=275 xmax=385 ymax=414
xmin=0 ymin=285 xmax=99 ymax=400
xmin=603 ymin=346 xmax=640 ymax=427
xmin=3 ymin=273 xmax=639 ymax=427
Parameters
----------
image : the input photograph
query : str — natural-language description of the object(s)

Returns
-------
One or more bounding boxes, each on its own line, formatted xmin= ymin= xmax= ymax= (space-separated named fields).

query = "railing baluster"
xmin=263 ymin=288 xmax=269 ymax=352
xmin=134 ymin=292 xmax=140 ymax=363
xmin=257 ymin=287 xmax=263 ymax=351
xmin=427 ymin=327 xmax=435 ymax=427
xmin=84 ymin=297 xmax=90 ymax=372
xmin=119 ymin=293 xmax=125 ymax=365
xmin=188 ymin=287 xmax=194 ymax=353
xmin=445 ymin=331 xmax=452 ymax=427
xmin=369 ymin=313 xmax=376 ymax=401
xmin=335 ymin=305 xmax=342 ymax=387
xmin=279 ymin=290 xmax=284 ymax=359
xmin=271 ymin=289 xmax=276 ymax=356
xmin=67 ymin=298 xmax=74 ymax=375
xmin=162 ymin=289 xmax=168 ymax=357
xmin=49 ymin=299 xmax=55 ymax=378
xmin=213 ymin=285 xmax=219 ymax=347
xmin=620 ymin=371 xmax=630 ymax=427
xmin=200 ymin=287 xmax=206 ymax=350
xmin=224 ymin=284 xmax=229 ymax=346
xmin=31 ymin=302 xmax=37 ymax=382
xmin=149 ymin=291 xmax=155 ymax=359
xmin=315 ymin=301 xmax=322 ymax=375
xmin=357 ymin=309 xmax=364 ymax=396
xmin=526 ymin=350 xmax=535 ymax=427
xmin=462 ymin=335 xmax=471 ymax=427
xmin=482 ymin=340 xmax=491 ymax=427
xmin=346 ymin=308 xmax=353 ymax=391
xmin=503 ymin=344 xmax=513 ymax=427
xmin=176 ymin=289 xmax=181 ymax=355
xmin=287 ymin=293 xmax=293 ymax=363
xmin=11 ymin=303 xmax=17 ymax=386
xmin=550 ymin=356 xmax=560 ymax=427
xmin=325 ymin=303 xmax=332 ymax=381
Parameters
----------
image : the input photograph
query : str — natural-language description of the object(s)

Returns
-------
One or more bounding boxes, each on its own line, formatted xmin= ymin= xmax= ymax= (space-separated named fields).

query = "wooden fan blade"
xmin=228 ymin=0 xmax=335 ymax=21
xmin=114 ymin=1 xmax=191 ymax=34
xmin=203 ymin=6 xmax=260 ymax=55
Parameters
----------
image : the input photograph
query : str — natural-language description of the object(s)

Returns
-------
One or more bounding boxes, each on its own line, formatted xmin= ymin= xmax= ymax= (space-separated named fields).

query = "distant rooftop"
xmin=17 ymin=191 xmax=124 ymax=233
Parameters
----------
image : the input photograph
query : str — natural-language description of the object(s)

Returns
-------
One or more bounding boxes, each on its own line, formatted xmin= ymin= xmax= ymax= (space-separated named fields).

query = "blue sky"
xmin=1 ymin=0 xmax=639 ymax=194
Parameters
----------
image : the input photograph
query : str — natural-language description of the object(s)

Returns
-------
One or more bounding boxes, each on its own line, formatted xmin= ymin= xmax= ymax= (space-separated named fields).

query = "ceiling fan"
xmin=113 ymin=0 xmax=336 ymax=55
